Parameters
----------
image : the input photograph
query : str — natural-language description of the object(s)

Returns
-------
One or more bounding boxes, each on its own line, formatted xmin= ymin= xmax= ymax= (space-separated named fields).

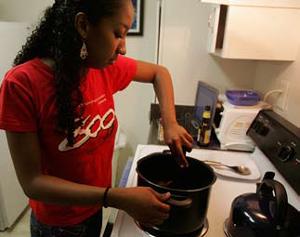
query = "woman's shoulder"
xmin=3 ymin=58 xmax=53 ymax=85
xmin=112 ymin=55 xmax=136 ymax=68
xmin=98 ymin=55 xmax=136 ymax=77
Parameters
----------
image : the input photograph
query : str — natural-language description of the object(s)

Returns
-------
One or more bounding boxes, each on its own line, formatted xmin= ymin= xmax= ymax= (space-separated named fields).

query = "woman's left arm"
xmin=133 ymin=60 xmax=193 ymax=167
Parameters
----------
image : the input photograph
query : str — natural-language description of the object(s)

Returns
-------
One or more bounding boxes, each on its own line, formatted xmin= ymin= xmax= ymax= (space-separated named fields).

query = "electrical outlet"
xmin=276 ymin=80 xmax=289 ymax=111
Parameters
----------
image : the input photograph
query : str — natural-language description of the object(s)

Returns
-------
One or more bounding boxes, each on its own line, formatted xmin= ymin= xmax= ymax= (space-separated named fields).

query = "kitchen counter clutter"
xmin=110 ymin=145 xmax=300 ymax=237
xmin=148 ymin=103 xmax=221 ymax=150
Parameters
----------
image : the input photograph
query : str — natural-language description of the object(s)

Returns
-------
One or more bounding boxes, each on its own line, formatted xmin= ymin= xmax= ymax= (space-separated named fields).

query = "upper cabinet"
xmin=202 ymin=0 xmax=300 ymax=61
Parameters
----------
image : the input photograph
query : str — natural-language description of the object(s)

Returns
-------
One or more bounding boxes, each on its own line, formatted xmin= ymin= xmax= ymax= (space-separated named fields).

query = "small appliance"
xmin=214 ymin=101 xmax=269 ymax=151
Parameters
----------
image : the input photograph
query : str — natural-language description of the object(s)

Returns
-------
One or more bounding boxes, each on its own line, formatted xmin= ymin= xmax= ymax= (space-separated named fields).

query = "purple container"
xmin=225 ymin=90 xmax=260 ymax=106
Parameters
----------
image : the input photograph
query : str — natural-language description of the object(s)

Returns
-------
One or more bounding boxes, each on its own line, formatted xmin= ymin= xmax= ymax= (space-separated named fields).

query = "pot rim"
xmin=136 ymin=154 xmax=217 ymax=193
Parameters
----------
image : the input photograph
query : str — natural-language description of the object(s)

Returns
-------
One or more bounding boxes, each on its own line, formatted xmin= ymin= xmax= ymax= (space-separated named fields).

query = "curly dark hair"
xmin=14 ymin=0 xmax=125 ymax=145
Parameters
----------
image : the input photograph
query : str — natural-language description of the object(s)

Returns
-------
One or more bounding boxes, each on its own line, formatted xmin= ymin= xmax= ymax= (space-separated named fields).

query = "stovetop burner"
xmin=135 ymin=219 xmax=209 ymax=237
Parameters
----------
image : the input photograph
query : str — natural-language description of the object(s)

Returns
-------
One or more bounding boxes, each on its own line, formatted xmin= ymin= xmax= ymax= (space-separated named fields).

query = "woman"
xmin=0 ymin=0 xmax=193 ymax=236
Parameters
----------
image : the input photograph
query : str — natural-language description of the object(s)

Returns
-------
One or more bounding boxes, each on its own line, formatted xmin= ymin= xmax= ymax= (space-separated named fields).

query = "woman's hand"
xmin=163 ymin=122 xmax=193 ymax=168
xmin=111 ymin=187 xmax=170 ymax=227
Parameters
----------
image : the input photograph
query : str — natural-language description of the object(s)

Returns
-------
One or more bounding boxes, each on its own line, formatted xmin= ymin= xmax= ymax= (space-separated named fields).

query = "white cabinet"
xmin=203 ymin=0 xmax=300 ymax=61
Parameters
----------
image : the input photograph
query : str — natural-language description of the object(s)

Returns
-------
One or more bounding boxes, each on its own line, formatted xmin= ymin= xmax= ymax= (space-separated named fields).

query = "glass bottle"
xmin=197 ymin=105 xmax=212 ymax=146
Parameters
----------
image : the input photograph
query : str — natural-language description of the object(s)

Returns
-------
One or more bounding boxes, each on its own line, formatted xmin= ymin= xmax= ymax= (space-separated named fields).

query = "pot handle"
xmin=166 ymin=194 xmax=192 ymax=208
xmin=162 ymin=150 xmax=172 ymax=154
xmin=257 ymin=178 xmax=288 ymax=228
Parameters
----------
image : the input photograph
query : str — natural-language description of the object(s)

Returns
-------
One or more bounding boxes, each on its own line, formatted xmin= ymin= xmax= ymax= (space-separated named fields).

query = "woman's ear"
xmin=74 ymin=12 xmax=89 ymax=39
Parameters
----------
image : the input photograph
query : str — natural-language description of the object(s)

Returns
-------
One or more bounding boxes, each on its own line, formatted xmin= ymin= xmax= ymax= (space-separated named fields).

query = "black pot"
xmin=136 ymin=151 xmax=216 ymax=236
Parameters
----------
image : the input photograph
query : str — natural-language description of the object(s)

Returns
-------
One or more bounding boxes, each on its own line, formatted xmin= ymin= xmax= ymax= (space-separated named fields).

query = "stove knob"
xmin=255 ymin=124 xmax=269 ymax=136
xmin=278 ymin=145 xmax=295 ymax=162
xmin=252 ymin=120 xmax=263 ymax=130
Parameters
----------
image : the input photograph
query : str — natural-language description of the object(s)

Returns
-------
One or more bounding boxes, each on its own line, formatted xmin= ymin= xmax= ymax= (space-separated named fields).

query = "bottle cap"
xmin=203 ymin=105 xmax=211 ymax=119
xmin=204 ymin=105 xmax=211 ymax=111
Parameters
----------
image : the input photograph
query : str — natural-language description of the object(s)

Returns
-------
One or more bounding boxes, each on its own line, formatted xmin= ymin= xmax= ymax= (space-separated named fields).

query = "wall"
xmin=158 ymin=0 xmax=257 ymax=105
xmin=113 ymin=0 xmax=159 ymax=182
xmin=253 ymin=52 xmax=300 ymax=127
xmin=0 ymin=0 xmax=53 ymax=23
xmin=0 ymin=1 xmax=53 ymax=77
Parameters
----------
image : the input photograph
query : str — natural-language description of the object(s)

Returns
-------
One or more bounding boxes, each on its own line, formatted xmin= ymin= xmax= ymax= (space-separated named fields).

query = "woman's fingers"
xmin=185 ymin=131 xmax=193 ymax=143
xmin=165 ymin=124 xmax=193 ymax=168
xmin=181 ymin=136 xmax=193 ymax=151
xmin=151 ymin=190 xmax=171 ymax=202
xmin=169 ymin=142 xmax=188 ymax=168
xmin=150 ymin=190 xmax=171 ymax=213
xmin=175 ymin=139 xmax=189 ymax=168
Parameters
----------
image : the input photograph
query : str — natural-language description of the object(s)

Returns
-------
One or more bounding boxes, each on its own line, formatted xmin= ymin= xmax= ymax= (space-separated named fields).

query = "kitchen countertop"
xmin=109 ymin=144 xmax=299 ymax=236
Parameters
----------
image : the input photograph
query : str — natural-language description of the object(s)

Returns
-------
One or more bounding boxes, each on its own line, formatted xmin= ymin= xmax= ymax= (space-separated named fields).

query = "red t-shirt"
xmin=0 ymin=56 xmax=137 ymax=226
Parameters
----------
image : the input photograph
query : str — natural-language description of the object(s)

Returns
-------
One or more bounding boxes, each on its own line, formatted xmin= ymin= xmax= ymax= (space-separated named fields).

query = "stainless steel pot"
xmin=136 ymin=151 xmax=216 ymax=236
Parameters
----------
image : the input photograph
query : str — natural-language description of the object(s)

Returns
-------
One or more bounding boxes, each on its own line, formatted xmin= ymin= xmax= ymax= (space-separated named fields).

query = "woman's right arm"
xmin=6 ymin=131 xmax=170 ymax=226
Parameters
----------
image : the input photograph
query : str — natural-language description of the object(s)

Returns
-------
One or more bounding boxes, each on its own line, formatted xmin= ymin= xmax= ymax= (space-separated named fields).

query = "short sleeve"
xmin=108 ymin=55 xmax=137 ymax=94
xmin=0 ymin=75 xmax=37 ymax=132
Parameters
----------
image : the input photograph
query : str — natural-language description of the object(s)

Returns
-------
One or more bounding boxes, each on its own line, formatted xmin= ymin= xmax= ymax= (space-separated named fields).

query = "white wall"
xmin=0 ymin=22 xmax=31 ymax=83
xmin=158 ymin=0 xmax=257 ymax=105
xmin=0 ymin=0 xmax=53 ymax=23
xmin=0 ymin=1 xmax=53 ymax=78
xmin=253 ymin=51 xmax=300 ymax=127
xmin=113 ymin=0 xmax=159 ymax=180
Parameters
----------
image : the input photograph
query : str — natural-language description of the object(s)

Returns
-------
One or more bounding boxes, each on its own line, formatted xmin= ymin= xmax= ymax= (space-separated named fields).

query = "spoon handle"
xmin=203 ymin=160 xmax=224 ymax=166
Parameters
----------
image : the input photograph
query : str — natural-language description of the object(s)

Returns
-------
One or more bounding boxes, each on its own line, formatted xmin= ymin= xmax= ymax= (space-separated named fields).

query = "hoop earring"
xmin=80 ymin=42 xmax=88 ymax=60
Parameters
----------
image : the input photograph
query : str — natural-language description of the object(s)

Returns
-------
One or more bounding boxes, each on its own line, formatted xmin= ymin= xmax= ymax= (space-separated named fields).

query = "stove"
xmin=135 ymin=219 xmax=209 ymax=237
xmin=110 ymin=110 xmax=299 ymax=237
xmin=247 ymin=109 xmax=300 ymax=195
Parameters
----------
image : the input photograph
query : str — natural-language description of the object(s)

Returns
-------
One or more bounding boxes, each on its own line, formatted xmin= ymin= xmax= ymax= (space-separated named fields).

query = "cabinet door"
xmin=208 ymin=5 xmax=300 ymax=61
xmin=207 ymin=5 xmax=221 ymax=53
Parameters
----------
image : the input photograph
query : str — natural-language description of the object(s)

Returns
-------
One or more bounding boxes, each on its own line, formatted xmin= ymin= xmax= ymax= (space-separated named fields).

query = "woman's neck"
xmin=41 ymin=58 xmax=55 ymax=70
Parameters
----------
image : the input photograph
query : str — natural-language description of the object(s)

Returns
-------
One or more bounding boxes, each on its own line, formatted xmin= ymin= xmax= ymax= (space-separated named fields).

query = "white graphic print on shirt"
xmin=58 ymin=103 xmax=115 ymax=152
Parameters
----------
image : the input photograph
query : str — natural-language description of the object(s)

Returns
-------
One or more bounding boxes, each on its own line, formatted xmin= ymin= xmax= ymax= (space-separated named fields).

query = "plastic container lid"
xmin=225 ymin=90 xmax=260 ymax=106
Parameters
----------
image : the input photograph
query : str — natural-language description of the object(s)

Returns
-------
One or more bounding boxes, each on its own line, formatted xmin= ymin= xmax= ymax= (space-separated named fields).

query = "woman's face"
xmin=84 ymin=1 xmax=134 ymax=68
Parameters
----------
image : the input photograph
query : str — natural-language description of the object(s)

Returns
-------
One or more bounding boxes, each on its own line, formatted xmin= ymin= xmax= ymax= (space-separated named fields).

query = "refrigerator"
xmin=0 ymin=21 xmax=30 ymax=231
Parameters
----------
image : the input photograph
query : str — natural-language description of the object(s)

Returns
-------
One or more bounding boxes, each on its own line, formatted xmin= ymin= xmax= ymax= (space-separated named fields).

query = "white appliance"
xmin=110 ymin=144 xmax=299 ymax=237
xmin=0 ymin=132 xmax=28 ymax=231
xmin=214 ymin=101 xmax=269 ymax=151
xmin=0 ymin=21 xmax=30 ymax=231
